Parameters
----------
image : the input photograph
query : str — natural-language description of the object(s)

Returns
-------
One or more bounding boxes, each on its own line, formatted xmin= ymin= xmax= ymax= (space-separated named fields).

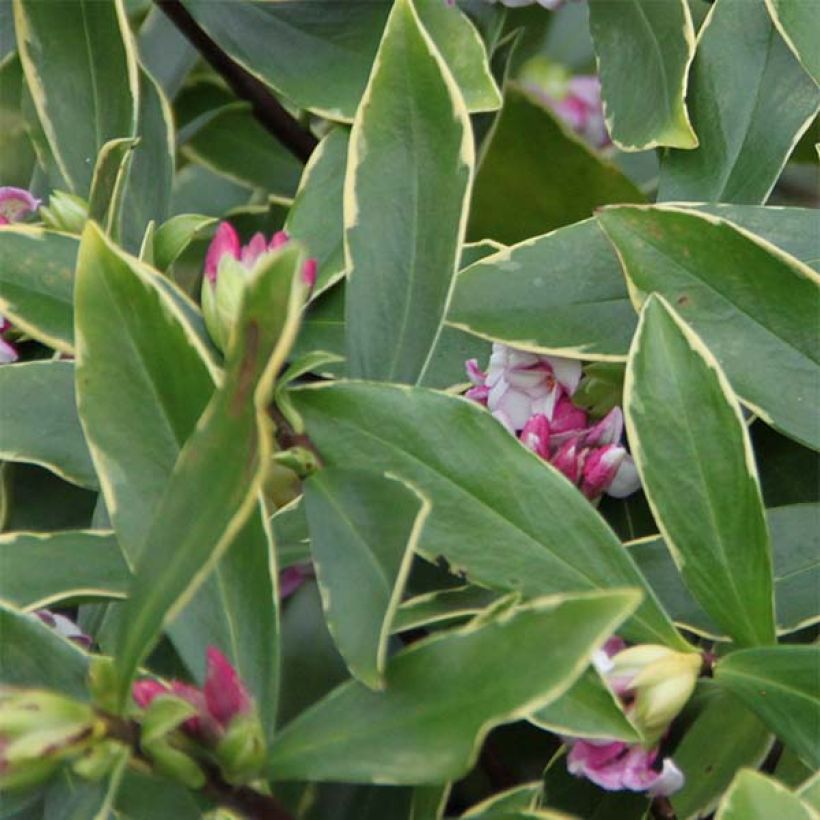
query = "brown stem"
xmin=154 ymin=0 xmax=318 ymax=163
xmin=650 ymin=796 xmax=677 ymax=820
xmin=103 ymin=714 xmax=294 ymax=820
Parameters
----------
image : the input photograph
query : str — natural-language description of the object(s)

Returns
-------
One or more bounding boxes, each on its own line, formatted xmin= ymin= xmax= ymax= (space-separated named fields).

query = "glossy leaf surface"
xmin=0 ymin=361 xmax=96 ymax=489
xmin=290 ymin=381 xmax=685 ymax=648
xmin=715 ymin=646 xmax=820 ymax=769
xmin=344 ymin=0 xmax=472 ymax=384
xmin=587 ymin=0 xmax=697 ymax=150
xmin=658 ymin=0 xmax=820 ymax=203
xmin=600 ymin=205 xmax=820 ymax=450
xmin=267 ymin=591 xmax=639 ymax=782
xmin=304 ymin=469 xmax=428 ymax=689
xmin=625 ymin=297 xmax=775 ymax=646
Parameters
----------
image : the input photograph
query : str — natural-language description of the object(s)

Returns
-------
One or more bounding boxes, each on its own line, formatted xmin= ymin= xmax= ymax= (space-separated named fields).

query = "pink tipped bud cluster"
xmin=465 ymin=344 xmax=639 ymax=500
xmin=0 ymin=187 xmax=41 ymax=364
xmin=201 ymin=222 xmax=317 ymax=353
xmin=204 ymin=222 xmax=316 ymax=287
xmin=132 ymin=647 xmax=252 ymax=744
xmin=564 ymin=637 xmax=699 ymax=797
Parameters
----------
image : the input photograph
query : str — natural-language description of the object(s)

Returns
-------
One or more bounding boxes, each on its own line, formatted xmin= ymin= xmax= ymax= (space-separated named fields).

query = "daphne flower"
xmin=564 ymin=638 xmax=697 ymax=797
xmin=201 ymin=223 xmax=316 ymax=352
xmin=0 ymin=187 xmax=40 ymax=225
xmin=468 ymin=343 xmax=582 ymax=431
xmin=35 ymin=610 xmax=92 ymax=650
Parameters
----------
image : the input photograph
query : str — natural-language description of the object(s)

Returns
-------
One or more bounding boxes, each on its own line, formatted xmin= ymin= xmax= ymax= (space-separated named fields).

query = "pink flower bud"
xmin=204 ymin=222 xmax=241 ymax=283
xmin=519 ymin=414 xmax=551 ymax=460
xmin=580 ymin=444 xmax=625 ymax=499
xmin=551 ymin=438 xmax=583 ymax=484
xmin=132 ymin=680 xmax=169 ymax=709
xmin=0 ymin=187 xmax=40 ymax=225
xmin=203 ymin=647 xmax=251 ymax=728
xmin=239 ymin=232 xmax=269 ymax=268
xmin=269 ymin=230 xmax=290 ymax=250
xmin=301 ymin=258 xmax=318 ymax=288
xmin=551 ymin=395 xmax=588 ymax=436
xmin=584 ymin=407 xmax=624 ymax=447
xmin=280 ymin=564 xmax=312 ymax=599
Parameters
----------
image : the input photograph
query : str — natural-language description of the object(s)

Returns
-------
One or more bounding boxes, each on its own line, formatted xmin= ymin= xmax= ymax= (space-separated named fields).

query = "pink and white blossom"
xmin=0 ymin=187 xmax=40 ymax=225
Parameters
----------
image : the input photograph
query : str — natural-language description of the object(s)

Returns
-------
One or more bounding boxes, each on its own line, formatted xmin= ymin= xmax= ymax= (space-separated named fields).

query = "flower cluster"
xmin=466 ymin=344 xmax=639 ymax=500
xmin=201 ymin=222 xmax=317 ymax=353
xmin=132 ymin=646 xmax=253 ymax=743
xmin=0 ymin=187 xmax=41 ymax=364
xmin=35 ymin=610 xmax=92 ymax=650
xmin=565 ymin=638 xmax=700 ymax=796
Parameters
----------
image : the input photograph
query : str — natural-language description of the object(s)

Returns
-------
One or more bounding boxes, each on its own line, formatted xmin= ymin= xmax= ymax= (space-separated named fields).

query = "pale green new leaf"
xmin=0 ymin=361 xmax=96 ymax=489
xmin=152 ymin=213 xmax=216 ymax=272
xmin=625 ymin=296 xmax=775 ymax=647
xmin=587 ymin=0 xmax=697 ymax=150
xmin=599 ymin=205 xmax=820 ymax=451
xmin=87 ymin=137 xmax=137 ymax=232
xmin=267 ymin=590 xmax=640 ymax=783
xmin=716 ymin=770 xmax=816 ymax=820
xmin=0 ymin=227 xmax=77 ymax=352
xmin=345 ymin=0 xmax=473 ymax=384
xmin=290 ymin=381 xmax=686 ymax=649
xmin=715 ymin=646 xmax=820 ymax=769
xmin=0 ymin=530 xmax=129 ymax=609
xmin=658 ymin=0 xmax=820 ymax=203
xmin=304 ymin=469 xmax=429 ymax=689
xmin=14 ymin=0 xmax=138 ymax=195
xmin=529 ymin=668 xmax=641 ymax=743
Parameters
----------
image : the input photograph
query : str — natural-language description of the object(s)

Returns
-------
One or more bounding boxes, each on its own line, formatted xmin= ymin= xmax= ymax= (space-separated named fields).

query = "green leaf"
xmin=624 ymin=296 xmax=776 ymax=646
xmin=0 ymin=55 xmax=36 ymax=189
xmin=137 ymin=7 xmax=198 ymax=99
xmin=290 ymin=381 xmax=686 ymax=648
xmin=344 ymin=0 xmax=473 ymax=384
xmin=587 ymin=0 xmax=697 ymax=150
xmin=304 ymin=469 xmax=428 ymax=689
xmin=765 ymin=0 xmax=820 ymax=84
xmin=119 ymin=67 xmax=175 ymax=253
xmin=267 ymin=590 xmax=640 ymax=783
xmin=113 ymin=242 xmax=309 ymax=708
xmin=0 ymin=603 xmax=89 ymax=699
xmin=114 ymin=769 xmax=201 ymax=820
xmin=87 ymin=138 xmax=137 ymax=232
xmin=467 ymin=85 xmax=644 ymax=245
xmin=392 ymin=586 xmax=499 ymax=633
xmin=74 ymin=224 xmax=218 ymax=554
xmin=658 ymin=0 xmax=820 ymax=203
xmin=628 ymin=504 xmax=820 ymax=638
xmin=270 ymin=497 xmax=311 ymax=569
xmin=449 ymin=218 xmax=636 ymax=360
xmin=0 ymin=361 xmax=96 ymax=489
xmin=285 ymin=127 xmax=349 ymax=298
xmin=14 ymin=0 xmax=138 ymax=195
xmin=42 ymin=758 xmax=130 ymax=820
xmin=182 ymin=103 xmax=303 ymax=199
xmin=599 ymin=205 xmax=820 ymax=450
xmin=152 ymin=213 xmax=216 ymax=272
xmin=182 ymin=0 xmax=498 ymax=121
xmin=414 ymin=0 xmax=501 ymax=112
xmin=715 ymin=646 xmax=820 ymax=769
xmin=463 ymin=783 xmax=542 ymax=816
xmin=530 ymin=667 xmax=640 ymax=743
xmin=74 ymin=225 xmax=282 ymax=740
xmin=675 ymin=204 xmax=820 ymax=270
xmin=0 ymin=226 xmax=77 ymax=352
xmin=670 ymin=683 xmax=772 ymax=820
xmin=0 ymin=530 xmax=129 ymax=609
xmin=716 ymin=770 xmax=815 ymax=820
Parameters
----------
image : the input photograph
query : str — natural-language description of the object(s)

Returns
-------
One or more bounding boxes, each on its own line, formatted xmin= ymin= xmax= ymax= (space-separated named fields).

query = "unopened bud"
xmin=39 ymin=190 xmax=88 ymax=233
xmin=215 ymin=713 xmax=266 ymax=784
